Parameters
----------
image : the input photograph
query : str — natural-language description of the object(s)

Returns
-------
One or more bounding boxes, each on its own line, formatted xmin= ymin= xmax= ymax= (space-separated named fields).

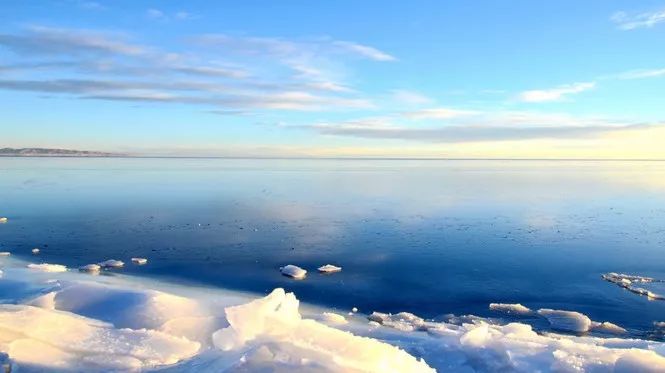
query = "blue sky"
xmin=1 ymin=0 xmax=665 ymax=157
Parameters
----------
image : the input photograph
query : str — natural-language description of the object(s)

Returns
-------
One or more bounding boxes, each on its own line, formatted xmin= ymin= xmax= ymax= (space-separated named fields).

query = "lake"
xmin=1 ymin=157 xmax=664 ymax=335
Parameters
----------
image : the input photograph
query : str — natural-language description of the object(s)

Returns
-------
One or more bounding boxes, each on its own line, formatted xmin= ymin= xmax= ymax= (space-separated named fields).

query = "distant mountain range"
xmin=0 ymin=148 xmax=121 ymax=157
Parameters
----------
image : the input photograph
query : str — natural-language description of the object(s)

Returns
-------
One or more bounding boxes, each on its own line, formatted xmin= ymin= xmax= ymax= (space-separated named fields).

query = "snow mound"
xmin=318 ymin=264 xmax=342 ymax=273
xmin=489 ymin=303 xmax=532 ymax=315
xmin=27 ymin=263 xmax=67 ymax=272
xmin=321 ymin=312 xmax=348 ymax=325
xmin=212 ymin=288 xmax=435 ymax=372
xmin=279 ymin=264 xmax=307 ymax=279
xmin=99 ymin=259 xmax=124 ymax=268
xmin=368 ymin=311 xmax=431 ymax=332
xmin=0 ymin=304 xmax=200 ymax=370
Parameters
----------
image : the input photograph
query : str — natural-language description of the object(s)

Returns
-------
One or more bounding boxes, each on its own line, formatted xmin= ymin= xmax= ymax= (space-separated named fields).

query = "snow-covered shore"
xmin=1 ymin=256 xmax=664 ymax=372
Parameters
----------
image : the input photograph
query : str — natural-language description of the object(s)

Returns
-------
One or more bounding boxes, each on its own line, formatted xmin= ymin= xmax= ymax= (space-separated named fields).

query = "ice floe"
xmin=98 ymin=259 xmax=124 ymax=268
xmin=79 ymin=264 xmax=101 ymax=273
xmin=31 ymin=248 xmax=40 ymax=254
xmin=279 ymin=264 xmax=306 ymax=279
xmin=0 ymin=252 xmax=10 ymax=256
xmin=0 ymin=217 xmax=7 ymax=224
xmin=603 ymin=272 xmax=665 ymax=299
xmin=489 ymin=302 xmax=532 ymax=315
xmin=537 ymin=308 xmax=592 ymax=332
xmin=26 ymin=263 xmax=67 ymax=272
xmin=132 ymin=257 xmax=148 ymax=265
xmin=318 ymin=264 xmax=342 ymax=273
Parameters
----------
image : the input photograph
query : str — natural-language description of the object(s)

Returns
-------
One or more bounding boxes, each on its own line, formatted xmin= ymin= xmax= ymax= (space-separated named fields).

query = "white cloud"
xmin=332 ymin=41 xmax=396 ymax=61
xmin=146 ymin=9 xmax=166 ymax=20
xmin=403 ymin=108 xmax=478 ymax=120
xmin=611 ymin=9 xmax=665 ymax=30
xmin=617 ymin=68 xmax=665 ymax=79
xmin=519 ymin=82 xmax=595 ymax=102
xmin=391 ymin=90 xmax=434 ymax=105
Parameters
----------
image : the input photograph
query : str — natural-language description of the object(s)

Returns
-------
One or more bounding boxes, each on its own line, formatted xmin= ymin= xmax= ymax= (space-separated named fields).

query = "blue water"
xmin=1 ymin=158 xmax=665 ymax=335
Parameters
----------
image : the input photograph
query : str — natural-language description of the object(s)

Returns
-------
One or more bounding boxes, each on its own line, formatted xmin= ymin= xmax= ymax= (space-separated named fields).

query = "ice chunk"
xmin=614 ymin=349 xmax=665 ymax=372
xmin=591 ymin=321 xmax=627 ymax=334
xmin=317 ymin=264 xmax=342 ymax=273
xmin=0 ymin=252 xmax=10 ymax=256
xmin=27 ymin=263 xmax=68 ymax=272
xmin=489 ymin=303 xmax=532 ymax=315
xmin=212 ymin=288 xmax=435 ymax=372
xmin=31 ymin=248 xmax=40 ymax=254
xmin=537 ymin=308 xmax=592 ymax=332
xmin=321 ymin=312 xmax=348 ymax=325
xmin=79 ymin=264 xmax=101 ymax=273
xmin=132 ymin=257 xmax=148 ymax=265
xmin=602 ymin=272 xmax=665 ymax=300
xmin=99 ymin=259 xmax=124 ymax=268
xmin=279 ymin=264 xmax=307 ymax=279
xmin=0 ymin=217 xmax=7 ymax=224
xmin=352 ymin=307 xmax=358 ymax=313
xmin=368 ymin=311 xmax=427 ymax=332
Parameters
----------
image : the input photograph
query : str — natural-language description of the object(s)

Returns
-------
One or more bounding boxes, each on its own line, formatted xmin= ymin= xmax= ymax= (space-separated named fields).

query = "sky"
xmin=1 ymin=0 xmax=665 ymax=158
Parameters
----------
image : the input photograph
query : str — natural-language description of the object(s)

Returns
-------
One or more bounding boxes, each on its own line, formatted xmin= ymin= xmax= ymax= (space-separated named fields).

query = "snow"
xmin=537 ymin=308 xmax=592 ymax=332
xmin=132 ymin=257 xmax=148 ymax=265
xmin=26 ymin=263 xmax=68 ymax=272
xmin=489 ymin=302 xmax=532 ymax=315
xmin=0 ymin=256 xmax=664 ymax=372
xmin=321 ymin=312 xmax=348 ymax=325
xmin=98 ymin=259 xmax=124 ymax=268
xmin=279 ymin=264 xmax=307 ymax=279
xmin=318 ymin=264 xmax=342 ymax=273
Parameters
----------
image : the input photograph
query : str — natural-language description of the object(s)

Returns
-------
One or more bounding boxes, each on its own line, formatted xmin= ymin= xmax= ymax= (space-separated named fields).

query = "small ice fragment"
xmin=27 ymin=263 xmax=67 ymax=272
xmin=321 ymin=312 xmax=348 ymax=325
xmin=318 ymin=264 xmax=342 ymax=273
xmin=0 ymin=217 xmax=7 ymax=224
xmin=32 ymin=248 xmax=40 ymax=254
xmin=352 ymin=307 xmax=358 ymax=313
xmin=537 ymin=308 xmax=592 ymax=332
xmin=280 ymin=264 xmax=307 ymax=279
xmin=0 ymin=252 xmax=10 ymax=256
xmin=98 ymin=259 xmax=124 ymax=268
xmin=489 ymin=303 xmax=532 ymax=315
xmin=591 ymin=321 xmax=627 ymax=334
xmin=131 ymin=257 xmax=148 ymax=265
xmin=79 ymin=264 xmax=101 ymax=273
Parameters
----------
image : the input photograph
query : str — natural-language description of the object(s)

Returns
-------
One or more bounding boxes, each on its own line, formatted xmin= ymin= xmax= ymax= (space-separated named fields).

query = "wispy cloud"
xmin=0 ymin=26 xmax=145 ymax=56
xmin=616 ymin=68 xmax=665 ymax=79
xmin=390 ymin=90 xmax=434 ymax=105
xmin=147 ymin=9 xmax=196 ymax=21
xmin=611 ymin=8 xmax=665 ymax=30
xmin=519 ymin=82 xmax=595 ymax=102
xmin=0 ymin=26 xmax=391 ymax=112
xmin=332 ymin=41 xmax=396 ymax=61
xmin=290 ymin=109 xmax=642 ymax=143
xmin=402 ymin=108 xmax=478 ymax=120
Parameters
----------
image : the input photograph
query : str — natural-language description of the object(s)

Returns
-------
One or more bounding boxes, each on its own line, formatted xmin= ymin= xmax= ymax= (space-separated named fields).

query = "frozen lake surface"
xmin=1 ymin=157 xmax=665 ymax=336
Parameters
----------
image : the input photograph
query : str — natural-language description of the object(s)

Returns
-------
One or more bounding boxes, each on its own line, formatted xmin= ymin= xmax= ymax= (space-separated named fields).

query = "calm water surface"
xmin=1 ymin=158 xmax=665 ymax=334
